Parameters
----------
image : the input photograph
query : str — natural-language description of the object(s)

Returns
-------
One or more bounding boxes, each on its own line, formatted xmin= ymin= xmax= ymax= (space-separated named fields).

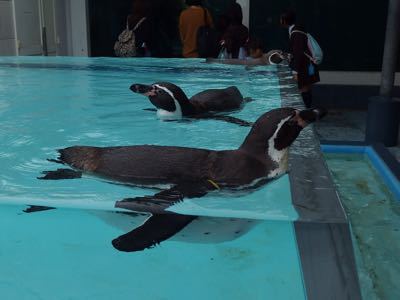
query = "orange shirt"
xmin=179 ymin=6 xmax=213 ymax=58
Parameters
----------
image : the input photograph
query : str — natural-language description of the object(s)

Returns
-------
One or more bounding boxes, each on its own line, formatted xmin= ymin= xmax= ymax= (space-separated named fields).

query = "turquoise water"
xmin=324 ymin=153 xmax=400 ymax=300
xmin=0 ymin=205 xmax=304 ymax=300
xmin=0 ymin=57 xmax=305 ymax=299
xmin=0 ymin=57 xmax=297 ymax=220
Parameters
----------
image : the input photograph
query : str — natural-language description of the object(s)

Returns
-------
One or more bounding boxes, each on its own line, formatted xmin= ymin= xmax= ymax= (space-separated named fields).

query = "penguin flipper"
xmin=142 ymin=108 xmax=157 ymax=112
xmin=115 ymin=182 xmax=211 ymax=214
xmin=37 ymin=168 xmax=82 ymax=180
xmin=112 ymin=213 xmax=196 ymax=252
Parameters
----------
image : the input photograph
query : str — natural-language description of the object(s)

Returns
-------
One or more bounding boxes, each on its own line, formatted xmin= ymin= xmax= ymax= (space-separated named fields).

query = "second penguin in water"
xmin=130 ymin=82 xmax=252 ymax=126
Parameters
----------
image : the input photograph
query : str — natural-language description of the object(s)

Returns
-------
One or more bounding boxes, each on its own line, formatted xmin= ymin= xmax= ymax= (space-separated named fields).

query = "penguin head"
xmin=240 ymin=107 xmax=326 ymax=176
xmin=130 ymin=82 xmax=194 ymax=120
xmin=273 ymin=108 xmax=326 ymax=150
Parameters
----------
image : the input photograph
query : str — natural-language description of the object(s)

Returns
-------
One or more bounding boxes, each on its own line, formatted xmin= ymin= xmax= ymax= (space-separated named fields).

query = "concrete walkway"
xmin=318 ymin=71 xmax=400 ymax=86
xmin=314 ymin=109 xmax=400 ymax=162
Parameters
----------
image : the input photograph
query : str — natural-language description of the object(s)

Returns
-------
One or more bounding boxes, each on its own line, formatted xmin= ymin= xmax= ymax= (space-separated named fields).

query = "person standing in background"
xmin=179 ymin=0 xmax=214 ymax=58
xmin=126 ymin=0 xmax=155 ymax=57
xmin=280 ymin=10 xmax=320 ymax=108
xmin=221 ymin=1 xmax=249 ymax=59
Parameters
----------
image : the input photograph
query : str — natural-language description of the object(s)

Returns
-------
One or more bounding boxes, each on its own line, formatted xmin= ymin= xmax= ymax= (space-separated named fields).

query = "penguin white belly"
xmin=156 ymin=108 xmax=182 ymax=120
xmin=92 ymin=211 xmax=261 ymax=244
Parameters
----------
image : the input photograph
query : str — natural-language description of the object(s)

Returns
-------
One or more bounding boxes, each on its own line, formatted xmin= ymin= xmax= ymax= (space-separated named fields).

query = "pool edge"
xmin=278 ymin=66 xmax=362 ymax=300
xmin=320 ymin=142 xmax=400 ymax=201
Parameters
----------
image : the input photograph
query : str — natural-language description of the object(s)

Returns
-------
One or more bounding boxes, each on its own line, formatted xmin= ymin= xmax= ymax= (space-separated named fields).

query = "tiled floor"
xmin=314 ymin=109 xmax=367 ymax=142
xmin=314 ymin=109 xmax=400 ymax=162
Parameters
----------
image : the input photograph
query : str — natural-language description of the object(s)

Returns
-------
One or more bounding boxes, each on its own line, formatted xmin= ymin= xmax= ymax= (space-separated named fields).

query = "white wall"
xmin=53 ymin=0 xmax=89 ymax=56
xmin=237 ymin=0 xmax=250 ymax=29
xmin=42 ymin=0 xmax=56 ymax=54
xmin=53 ymin=0 xmax=70 ymax=55
xmin=69 ymin=0 xmax=89 ymax=56
xmin=13 ymin=0 xmax=42 ymax=55
xmin=0 ymin=0 xmax=16 ymax=55
xmin=0 ymin=0 xmax=89 ymax=56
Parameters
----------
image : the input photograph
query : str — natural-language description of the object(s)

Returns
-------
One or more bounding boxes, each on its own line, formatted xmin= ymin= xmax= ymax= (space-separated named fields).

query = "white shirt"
xmin=288 ymin=24 xmax=295 ymax=36
xmin=288 ymin=24 xmax=297 ymax=74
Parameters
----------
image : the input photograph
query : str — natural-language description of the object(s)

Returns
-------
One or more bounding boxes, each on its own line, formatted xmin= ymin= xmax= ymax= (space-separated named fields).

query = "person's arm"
xmin=222 ymin=26 xmax=234 ymax=54
xmin=206 ymin=9 xmax=214 ymax=27
xmin=290 ymin=32 xmax=308 ymax=76
xmin=206 ymin=58 xmax=247 ymax=65
xmin=179 ymin=12 xmax=186 ymax=42
xmin=135 ymin=19 xmax=149 ymax=44
xmin=205 ymin=57 xmax=267 ymax=66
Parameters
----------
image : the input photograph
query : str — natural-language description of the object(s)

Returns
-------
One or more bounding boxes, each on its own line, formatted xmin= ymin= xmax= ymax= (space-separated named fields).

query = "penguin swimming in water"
xmin=36 ymin=107 xmax=326 ymax=252
xmin=130 ymin=82 xmax=253 ymax=126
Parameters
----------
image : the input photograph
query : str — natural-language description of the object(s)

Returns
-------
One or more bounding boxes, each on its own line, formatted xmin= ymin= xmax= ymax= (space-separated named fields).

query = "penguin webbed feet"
xmin=47 ymin=158 xmax=65 ymax=164
xmin=112 ymin=214 xmax=196 ymax=252
xmin=243 ymin=97 xmax=253 ymax=103
xmin=37 ymin=169 xmax=82 ymax=180
xmin=23 ymin=205 xmax=56 ymax=213
xmin=210 ymin=115 xmax=253 ymax=127
xmin=115 ymin=182 xmax=210 ymax=214
xmin=111 ymin=181 xmax=215 ymax=252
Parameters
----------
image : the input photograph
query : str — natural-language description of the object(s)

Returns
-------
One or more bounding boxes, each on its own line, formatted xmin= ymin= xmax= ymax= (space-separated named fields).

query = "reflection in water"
xmin=94 ymin=210 xmax=261 ymax=244
xmin=325 ymin=153 xmax=400 ymax=300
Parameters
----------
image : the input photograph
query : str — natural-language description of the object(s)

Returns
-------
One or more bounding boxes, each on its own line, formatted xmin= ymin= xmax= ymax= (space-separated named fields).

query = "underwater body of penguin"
xmin=34 ymin=107 xmax=326 ymax=252
xmin=130 ymin=82 xmax=253 ymax=126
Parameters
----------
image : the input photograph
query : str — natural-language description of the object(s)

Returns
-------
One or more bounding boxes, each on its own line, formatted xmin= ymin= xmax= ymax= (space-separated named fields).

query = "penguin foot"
xmin=37 ymin=168 xmax=82 ymax=180
xmin=23 ymin=205 xmax=56 ymax=213
xmin=112 ymin=214 xmax=196 ymax=252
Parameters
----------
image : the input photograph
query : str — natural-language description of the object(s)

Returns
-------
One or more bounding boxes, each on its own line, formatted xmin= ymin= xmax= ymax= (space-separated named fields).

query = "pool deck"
xmin=314 ymin=109 xmax=400 ymax=162
xmin=278 ymin=66 xmax=362 ymax=300
xmin=281 ymin=69 xmax=400 ymax=300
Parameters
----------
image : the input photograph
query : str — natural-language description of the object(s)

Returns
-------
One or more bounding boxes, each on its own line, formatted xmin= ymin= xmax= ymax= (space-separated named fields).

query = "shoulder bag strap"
xmin=125 ymin=17 xmax=130 ymax=30
xmin=290 ymin=29 xmax=307 ymax=37
xmin=133 ymin=17 xmax=147 ymax=31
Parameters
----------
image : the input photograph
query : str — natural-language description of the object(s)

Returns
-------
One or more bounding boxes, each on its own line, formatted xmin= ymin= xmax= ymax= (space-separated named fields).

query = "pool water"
xmin=0 ymin=57 xmax=305 ymax=299
xmin=324 ymin=152 xmax=400 ymax=300
xmin=0 ymin=57 xmax=296 ymax=219
xmin=0 ymin=205 xmax=304 ymax=300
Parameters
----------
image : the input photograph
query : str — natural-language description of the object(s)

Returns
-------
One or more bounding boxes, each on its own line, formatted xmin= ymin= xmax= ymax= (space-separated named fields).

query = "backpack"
xmin=114 ymin=17 xmax=146 ymax=57
xmin=196 ymin=8 xmax=219 ymax=58
xmin=290 ymin=30 xmax=323 ymax=65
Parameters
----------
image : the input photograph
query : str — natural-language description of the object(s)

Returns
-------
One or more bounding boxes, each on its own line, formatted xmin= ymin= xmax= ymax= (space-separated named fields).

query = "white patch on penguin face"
xmin=267 ymin=115 xmax=292 ymax=178
xmin=154 ymin=84 xmax=182 ymax=120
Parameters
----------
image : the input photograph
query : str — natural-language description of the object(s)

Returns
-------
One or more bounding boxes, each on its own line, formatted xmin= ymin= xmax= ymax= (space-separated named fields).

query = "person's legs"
xmin=300 ymin=85 xmax=312 ymax=108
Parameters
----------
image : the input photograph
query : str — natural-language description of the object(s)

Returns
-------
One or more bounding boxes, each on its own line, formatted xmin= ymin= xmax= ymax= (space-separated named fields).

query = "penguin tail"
xmin=243 ymin=97 xmax=253 ymax=103
xmin=55 ymin=146 xmax=100 ymax=172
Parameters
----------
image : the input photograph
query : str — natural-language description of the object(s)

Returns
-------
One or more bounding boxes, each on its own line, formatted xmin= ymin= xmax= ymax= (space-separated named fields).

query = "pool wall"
xmin=321 ymin=141 xmax=400 ymax=201
xmin=0 ymin=57 xmax=307 ymax=300
xmin=278 ymin=66 xmax=363 ymax=300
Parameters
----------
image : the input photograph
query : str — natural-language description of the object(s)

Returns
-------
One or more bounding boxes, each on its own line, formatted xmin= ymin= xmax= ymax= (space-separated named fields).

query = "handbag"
xmin=196 ymin=8 xmax=218 ymax=58
xmin=114 ymin=17 xmax=146 ymax=57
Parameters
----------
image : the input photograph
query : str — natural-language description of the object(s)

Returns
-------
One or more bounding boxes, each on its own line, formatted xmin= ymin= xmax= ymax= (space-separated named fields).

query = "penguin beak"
xmin=130 ymin=84 xmax=156 ymax=96
xmin=294 ymin=108 xmax=327 ymax=127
